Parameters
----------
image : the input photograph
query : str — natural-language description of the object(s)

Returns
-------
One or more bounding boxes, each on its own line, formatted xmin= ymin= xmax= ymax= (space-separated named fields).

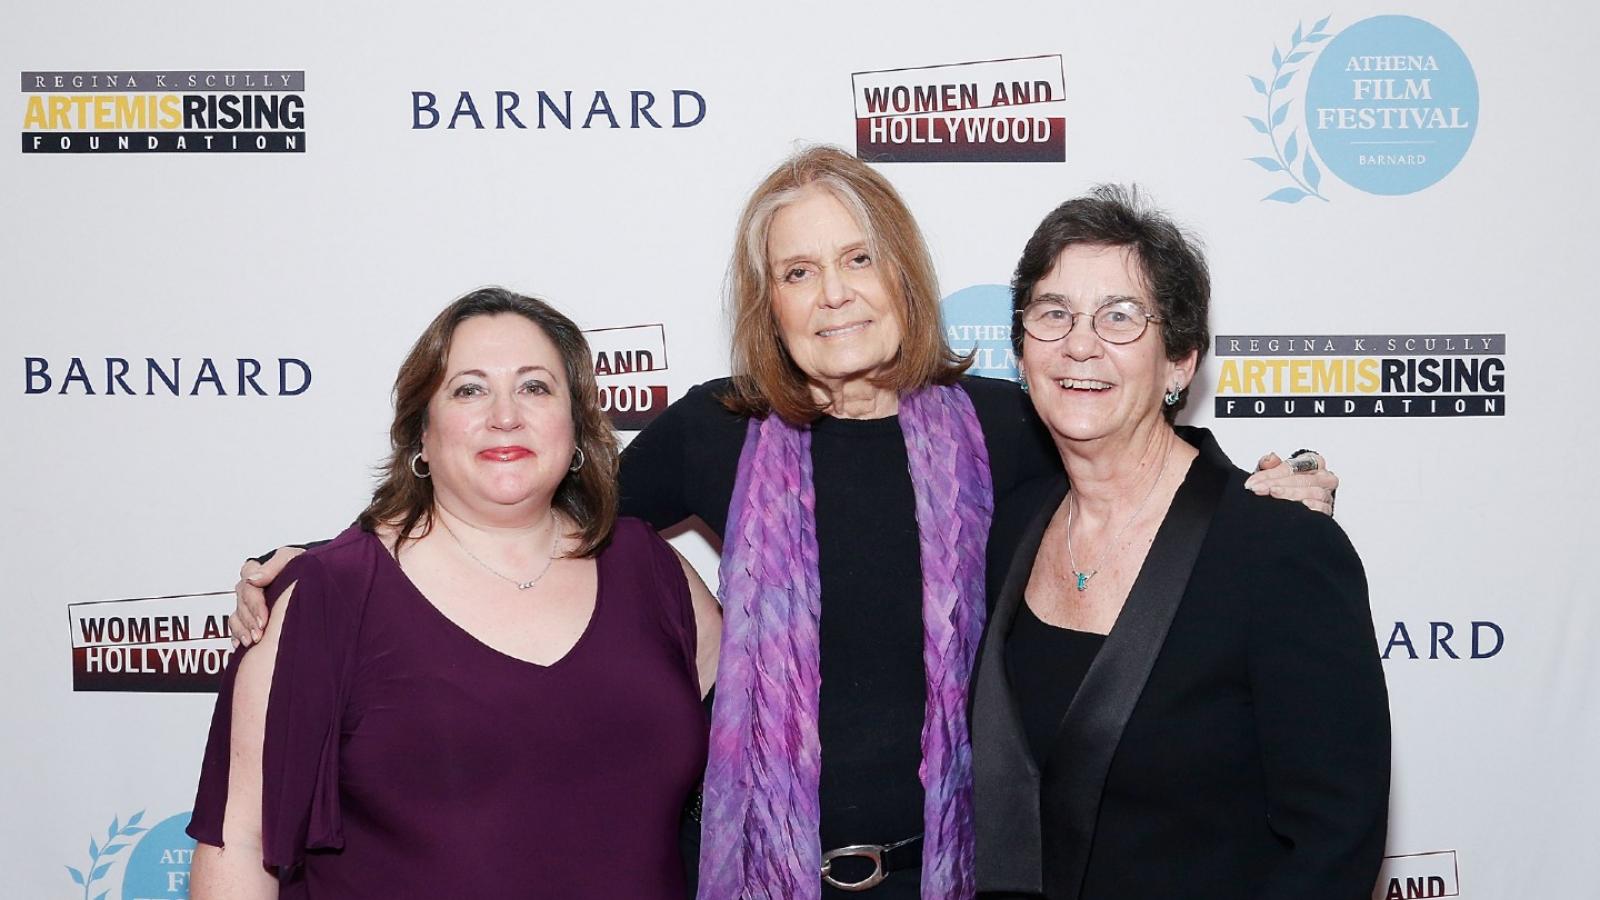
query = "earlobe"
xmin=1167 ymin=351 xmax=1199 ymax=388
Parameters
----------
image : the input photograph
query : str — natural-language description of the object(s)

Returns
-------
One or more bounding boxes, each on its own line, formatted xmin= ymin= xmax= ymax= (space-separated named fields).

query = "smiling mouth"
xmin=817 ymin=321 xmax=870 ymax=338
xmin=1056 ymin=378 xmax=1114 ymax=391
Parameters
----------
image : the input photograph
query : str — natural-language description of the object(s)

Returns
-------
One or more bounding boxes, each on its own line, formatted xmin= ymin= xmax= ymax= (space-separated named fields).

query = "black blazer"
xmin=971 ymin=429 xmax=1390 ymax=900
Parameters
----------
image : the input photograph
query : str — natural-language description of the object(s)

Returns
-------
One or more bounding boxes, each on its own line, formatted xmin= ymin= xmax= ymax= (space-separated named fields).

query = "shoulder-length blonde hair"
xmin=723 ymin=145 xmax=969 ymax=424
xmin=358 ymin=287 xmax=620 ymax=557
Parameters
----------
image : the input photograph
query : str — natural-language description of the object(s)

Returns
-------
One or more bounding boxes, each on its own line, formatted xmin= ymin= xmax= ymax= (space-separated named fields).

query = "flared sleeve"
xmin=188 ymin=532 xmax=371 ymax=869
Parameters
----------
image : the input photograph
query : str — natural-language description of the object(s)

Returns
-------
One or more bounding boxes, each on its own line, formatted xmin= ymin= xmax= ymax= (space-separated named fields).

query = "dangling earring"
xmin=1163 ymin=385 xmax=1183 ymax=406
xmin=410 ymin=452 xmax=430 ymax=478
xmin=1018 ymin=371 xmax=1030 ymax=394
xmin=569 ymin=446 xmax=586 ymax=472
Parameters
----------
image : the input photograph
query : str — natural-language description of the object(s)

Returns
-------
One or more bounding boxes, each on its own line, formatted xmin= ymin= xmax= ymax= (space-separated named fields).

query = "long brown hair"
xmin=358 ymin=287 xmax=620 ymax=557
xmin=723 ymin=146 xmax=969 ymax=424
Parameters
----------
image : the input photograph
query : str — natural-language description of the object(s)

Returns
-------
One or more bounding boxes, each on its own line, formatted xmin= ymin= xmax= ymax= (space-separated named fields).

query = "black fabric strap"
xmin=880 ymin=834 xmax=922 ymax=873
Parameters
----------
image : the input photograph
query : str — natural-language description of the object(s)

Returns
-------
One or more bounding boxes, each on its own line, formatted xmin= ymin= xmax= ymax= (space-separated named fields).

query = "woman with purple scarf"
xmin=616 ymin=148 xmax=1336 ymax=899
xmin=230 ymin=147 xmax=1338 ymax=898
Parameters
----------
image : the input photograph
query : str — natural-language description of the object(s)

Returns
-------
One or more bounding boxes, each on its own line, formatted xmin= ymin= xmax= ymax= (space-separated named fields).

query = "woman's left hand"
xmin=1243 ymin=451 xmax=1338 ymax=516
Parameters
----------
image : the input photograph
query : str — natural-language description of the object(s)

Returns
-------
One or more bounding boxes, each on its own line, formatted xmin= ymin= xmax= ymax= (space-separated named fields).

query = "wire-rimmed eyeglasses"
xmin=1017 ymin=298 xmax=1163 ymax=344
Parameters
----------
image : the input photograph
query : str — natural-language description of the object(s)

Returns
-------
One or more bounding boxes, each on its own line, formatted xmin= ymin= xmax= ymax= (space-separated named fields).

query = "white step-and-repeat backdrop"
xmin=4 ymin=2 xmax=1593 ymax=897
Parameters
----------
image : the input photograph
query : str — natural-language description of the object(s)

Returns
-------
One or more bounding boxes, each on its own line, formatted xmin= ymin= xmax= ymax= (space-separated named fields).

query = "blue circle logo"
xmin=941 ymin=284 xmax=1017 ymax=379
xmin=1305 ymin=15 xmax=1478 ymax=195
xmin=120 ymin=812 xmax=195 ymax=899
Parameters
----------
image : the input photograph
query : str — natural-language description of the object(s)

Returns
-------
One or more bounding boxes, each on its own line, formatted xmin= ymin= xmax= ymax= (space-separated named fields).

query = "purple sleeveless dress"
xmin=188 ymin=518 xmax=708 ymax=898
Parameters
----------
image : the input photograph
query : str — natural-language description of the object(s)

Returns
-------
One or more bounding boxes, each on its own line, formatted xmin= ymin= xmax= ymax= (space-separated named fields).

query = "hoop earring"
xmin=569 ymin=446 xmax=586 ymax=472
xmin=1163 ymin=386 xmax=1184 ymax=407
xmin=410 ymin=452 xmax=430 ymax=478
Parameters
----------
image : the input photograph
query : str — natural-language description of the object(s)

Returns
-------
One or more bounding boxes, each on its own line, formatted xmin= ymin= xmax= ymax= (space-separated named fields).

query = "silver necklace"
xmin=1065 ymin=445 xmax=1172 ymax=592
xmin=439 ymin=509 xmax=560 ymax=590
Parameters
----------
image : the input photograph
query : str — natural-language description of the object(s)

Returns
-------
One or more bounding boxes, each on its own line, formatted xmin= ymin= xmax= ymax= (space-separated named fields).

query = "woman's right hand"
xmin=230 ymin=547 xmax=304 ymax=647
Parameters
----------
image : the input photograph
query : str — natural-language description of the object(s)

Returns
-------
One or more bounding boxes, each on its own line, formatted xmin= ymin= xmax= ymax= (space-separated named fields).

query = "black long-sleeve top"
xmin=619 ymin=376 xmax=1056 ymax=897
xmin=975 ymin=433 xmax=1390 ymax=900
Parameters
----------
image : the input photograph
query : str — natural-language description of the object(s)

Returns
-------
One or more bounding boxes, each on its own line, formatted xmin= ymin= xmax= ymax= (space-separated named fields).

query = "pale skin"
xmin=1019 ymin=244 xmax=1203 ymax=632
xmin=768 ymin=185 xmax=906 ymax=419
xmin=227 ymin=192 xmax=1332 ymax=647
xmin=190 ymin=315 xmax=720 ymax=897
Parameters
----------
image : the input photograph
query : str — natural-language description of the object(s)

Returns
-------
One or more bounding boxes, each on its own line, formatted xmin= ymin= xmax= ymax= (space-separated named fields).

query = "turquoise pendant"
xmin=1075 ymin=571 xmax=1090 ymax=591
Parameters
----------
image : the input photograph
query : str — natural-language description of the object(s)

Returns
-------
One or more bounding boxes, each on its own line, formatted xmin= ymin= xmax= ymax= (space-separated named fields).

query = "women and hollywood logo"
xmin=1244 ymin=14 xmax=1479 ymax=202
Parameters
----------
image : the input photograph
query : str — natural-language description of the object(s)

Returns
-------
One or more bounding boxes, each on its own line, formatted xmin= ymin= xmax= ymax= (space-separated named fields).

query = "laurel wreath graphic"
xmin=1245 ymin=15 xmax=1333 ymax=202
xmin=65 ymin=810 xmax=146 ymax=900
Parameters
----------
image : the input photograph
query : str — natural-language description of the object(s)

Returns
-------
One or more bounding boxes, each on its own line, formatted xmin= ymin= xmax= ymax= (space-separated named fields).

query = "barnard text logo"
xmin=1373 ymin=850 xmax=1460 ymax=899
xmin=585 ymin=323 xmax=669 ymax=431
xmin=1213 ymin=333 xmax=1505 ymax=418
xmin=852 ymin=55 xmax=1066 ymax=163
xmin=24 ymin=356 xmax=313 ymax=396
xmin=1243 ymin=15 xmax=1477 ymax=201
xmin=22 ymin=70 xmax=306 ymax=154
xmin=1382 ymin=621 xmax=1503 ymax=661
xmin=68 ymin=593 xmax=236 ymax=692
xmin=412 ymin=87 xmax=705 ymax=131
xmin=65 ymin=810 xmax=196 ymax=899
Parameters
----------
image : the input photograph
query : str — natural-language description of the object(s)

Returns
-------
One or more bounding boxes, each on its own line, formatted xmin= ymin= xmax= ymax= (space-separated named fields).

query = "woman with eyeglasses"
xmin=970 ymin=187 xmax=1390 ymax=900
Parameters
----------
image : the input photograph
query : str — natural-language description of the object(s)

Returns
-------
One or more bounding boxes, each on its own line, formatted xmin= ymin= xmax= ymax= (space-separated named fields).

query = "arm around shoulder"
xmin=618 ymin=384 xmax=704 ymax=529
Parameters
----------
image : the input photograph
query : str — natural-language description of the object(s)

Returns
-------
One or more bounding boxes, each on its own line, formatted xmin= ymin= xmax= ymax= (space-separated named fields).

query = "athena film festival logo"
xmin=21 ymin=70 xmax=305 ymax=153
xmin=65 ymin=810 xmax=197 ymax=900
xmin=1243 ymin=15 xmax=1477 ymax=201
xmin=1213 ymin=332 xmax=1505 ymax=418
xmin=941 ymin=285 xmax=1018 ymax=379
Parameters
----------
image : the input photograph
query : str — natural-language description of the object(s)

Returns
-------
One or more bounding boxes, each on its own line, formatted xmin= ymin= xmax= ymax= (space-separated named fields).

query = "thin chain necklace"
xmin=1066 ymin=444 xmax=1172 ymax=592
xmin=439 ymin=509 xmax=560 ymax=590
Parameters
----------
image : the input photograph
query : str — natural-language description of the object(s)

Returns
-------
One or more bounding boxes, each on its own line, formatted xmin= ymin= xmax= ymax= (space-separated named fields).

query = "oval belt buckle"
xmin=821 ymin=844 xmax=887 ymax=891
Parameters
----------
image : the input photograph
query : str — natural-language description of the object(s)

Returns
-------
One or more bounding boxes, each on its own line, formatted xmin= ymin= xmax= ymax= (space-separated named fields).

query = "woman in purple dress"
xmin=187 ymin=288 xmax=720 ymax=899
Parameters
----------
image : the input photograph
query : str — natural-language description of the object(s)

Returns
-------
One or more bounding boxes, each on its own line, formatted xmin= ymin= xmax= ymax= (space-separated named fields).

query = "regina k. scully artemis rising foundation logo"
xmin=1214 ymin=332 xmax=1505 ymax=418
xmin=21 ymin=69 xmax=305 ymax=153
xmin=1243 ymin=15 xmax=1477 ymax=201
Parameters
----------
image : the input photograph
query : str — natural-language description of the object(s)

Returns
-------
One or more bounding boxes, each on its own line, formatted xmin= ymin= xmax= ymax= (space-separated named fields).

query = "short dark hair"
xmin=359 ymin=287 xmax=620 ymax=557
xmin=1010 ymin=184 xmax=1210 ymax=421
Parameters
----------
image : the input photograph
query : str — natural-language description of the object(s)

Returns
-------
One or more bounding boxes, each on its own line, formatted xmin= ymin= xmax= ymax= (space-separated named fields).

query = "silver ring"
xmin=1287 ymin=452 xmax=1320 ymax=473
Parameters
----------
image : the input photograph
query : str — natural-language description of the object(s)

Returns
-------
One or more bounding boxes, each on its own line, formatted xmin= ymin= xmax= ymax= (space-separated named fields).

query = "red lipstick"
xmin=478 ymin=446 xmax=533 ymax=462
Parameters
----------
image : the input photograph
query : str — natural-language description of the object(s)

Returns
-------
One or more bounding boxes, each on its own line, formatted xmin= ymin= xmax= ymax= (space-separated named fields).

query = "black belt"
xmin=820 ymin=835 xmax=922 ymax=891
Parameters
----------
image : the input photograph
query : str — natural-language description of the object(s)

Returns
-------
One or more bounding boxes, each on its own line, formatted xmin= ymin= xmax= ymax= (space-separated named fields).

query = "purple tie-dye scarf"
xmin=698 ymin=384 xmax=993 ymax=899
